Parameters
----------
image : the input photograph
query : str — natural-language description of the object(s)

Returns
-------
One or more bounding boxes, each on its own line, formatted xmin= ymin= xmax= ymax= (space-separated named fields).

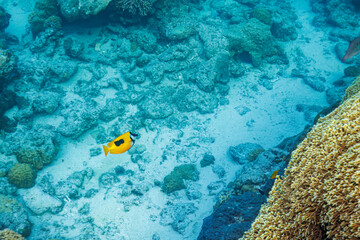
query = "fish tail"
xmin=103 ymin=145 xmax=110 ymax=157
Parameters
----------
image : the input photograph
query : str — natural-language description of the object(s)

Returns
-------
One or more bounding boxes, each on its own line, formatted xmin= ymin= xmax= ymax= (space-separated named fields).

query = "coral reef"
xmin=229 ymin=143 xmax=264 ymax=165
xmin=0 ymin=50 xmax=17 ymax=91
xmin=200 ymin=153 xmax=215 ymax=168
xmin=343 ymin=76 xmax=360 ymax=102
xmin=198 ymin=192 xmax=267 ymax=240
xmin=156 ymin=3 xmax=197 ymax=41
xmin=0 ymin=229 xmax=24 ymax=240
xmin=21 ymin=187 xmax=63 ymax=215
xmin=28 ymin=0 xmax=61 ymax=36
xmin=113 ymin=0 xmax=154 ymax=16
xmin=0 ymin=194 xmax=32 ymax=237
xmin=0 ymin=7 xmax=10 ymax=32
xmin=225 ymin=18 xmax=287 ymax=67
xmin=57 ymin=0 xmax=112 ymax=22
xmin=15 ymin=149 xmax=49 ymax=171
xmin=241 ymin=83 xmax=360 ymax=239
xmin=162 ymin=164 xmax=199 ymax=194
xmin=7 ymin=163 xmax=36 ymax=189
xmin=160 ymin=203 xmax=197 ymax=234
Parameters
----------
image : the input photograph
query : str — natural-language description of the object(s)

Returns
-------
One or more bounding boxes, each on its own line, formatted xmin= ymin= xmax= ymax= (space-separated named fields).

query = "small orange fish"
xmin=103 ymin=132 xmax=138 ymax=156
xmin=270 ymin=170 xmax=279 ymax=179
xmin=342 ymin=37 xmax=360 ymax=62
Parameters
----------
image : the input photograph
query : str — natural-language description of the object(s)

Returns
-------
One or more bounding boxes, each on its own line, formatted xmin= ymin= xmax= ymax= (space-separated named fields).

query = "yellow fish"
xmin=103 ymin=132 xmax=137 ymax=156
xmin=270 ymin=170 xmax=279 ymax=179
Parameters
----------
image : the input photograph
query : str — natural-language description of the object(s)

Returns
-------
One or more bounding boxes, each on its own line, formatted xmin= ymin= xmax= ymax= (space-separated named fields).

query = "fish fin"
xmin=103 ymin=145 xmax=110 ymax=157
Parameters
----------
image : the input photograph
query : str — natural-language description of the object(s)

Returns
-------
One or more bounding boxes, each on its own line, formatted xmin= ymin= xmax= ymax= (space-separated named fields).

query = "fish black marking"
xmin=115 ymin=139 xmax=124 ymax=146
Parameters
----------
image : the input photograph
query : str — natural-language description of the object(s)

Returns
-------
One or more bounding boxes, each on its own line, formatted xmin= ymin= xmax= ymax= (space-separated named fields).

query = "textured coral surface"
xmin=242 ymin=78 xmax=360 ymax=239
xmin=0 ymin=229 xmax=24 ymax=240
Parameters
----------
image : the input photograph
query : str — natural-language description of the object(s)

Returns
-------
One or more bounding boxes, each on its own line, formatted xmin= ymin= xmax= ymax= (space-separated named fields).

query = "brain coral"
xmin=241 ymin=78 xmax=360 ymax=239
xmin=0 ymin=229 xmax=24 ymax=240
xmin=7 ymin=163 xmax=36 ymax=189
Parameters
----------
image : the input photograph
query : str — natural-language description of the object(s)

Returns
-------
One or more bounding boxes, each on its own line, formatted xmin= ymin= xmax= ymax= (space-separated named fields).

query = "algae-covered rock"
xmin=28 ymin=0 xmax=61 ymax=36
xmin=32 ymin=91 xmax=61 ymax=114
xmin=190 ymin=51 xmax=230 ymax=93
xmin=63 ymin=37 xmax=85 ymax=58
xmin=0 ymin=194 xmax=32 ymax=237
xmin=173 ymin=85 xmax=219 ymax=114
xmin=157 ymin=4 xmax=197 ymax=41
xmin=139 ymin=89 xmax=175 ymax=119
xmin=0 ymin=7 xmax=10 ymax=32
xmin=113 ymin=0 xmax=155 ymax=16
xmin=128 ymin=30 xmax=158 ymax=53
xmin=15 ymin=149 xmax=49 ymax=171
xmin=229 ymin=143 xmax=264 ymax=165
xmin=198 ymin=192 xmax=266 ymax=240
xmin=160 ymin=203 xmax=197 ymax=233
xmin=57 ymin=98 xmax=100 ymax=139
xmin=20 ymin=187 xmax=63 ymax=215
xmin=7 ymin=163 xmax=36 ymax=189
xmin=251 ymin=8 xmax=272 ymax=25
xmin=162 ymin=164 xmax=199 ymax=194
xmin=0 ymin=177 xmax=17 ymax=195
xmin=225 ymin=18 xmax=283 ymax=67
xmin=200 ymin=153 xmax=215 ymax=168
xmin=0 ymin=49 xmax=17 ymax=90
xmin=58 ymin=0 xmax=112 ymax=22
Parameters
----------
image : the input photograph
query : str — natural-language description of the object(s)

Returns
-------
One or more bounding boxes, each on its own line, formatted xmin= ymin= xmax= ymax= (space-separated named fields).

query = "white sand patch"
xmin=286 ymin=0 xmax=345 ymax=84
xmin=2 ymin=0 xmax=35 ymax=39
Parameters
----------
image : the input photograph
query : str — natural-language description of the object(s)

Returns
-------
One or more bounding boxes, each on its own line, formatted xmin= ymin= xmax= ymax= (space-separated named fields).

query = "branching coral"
xmin=241 ymin=77 xmax=360 ymax=239
xmin=114 ymin=0 xmax=153 ymax=16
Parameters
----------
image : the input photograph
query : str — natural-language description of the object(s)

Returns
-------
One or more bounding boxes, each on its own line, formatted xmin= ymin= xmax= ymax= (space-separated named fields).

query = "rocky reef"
xmin=0 ymin=0 xmax=353 ymax=239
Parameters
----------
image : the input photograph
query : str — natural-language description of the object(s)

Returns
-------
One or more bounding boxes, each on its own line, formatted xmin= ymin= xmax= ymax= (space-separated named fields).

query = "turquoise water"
xmin=0 ymin=0 xmax=355 ymax=239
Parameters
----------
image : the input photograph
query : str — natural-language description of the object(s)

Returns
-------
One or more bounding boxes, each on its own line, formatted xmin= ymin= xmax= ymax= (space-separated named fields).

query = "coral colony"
xmin=0 ymin=0 xmax=359 ymax=239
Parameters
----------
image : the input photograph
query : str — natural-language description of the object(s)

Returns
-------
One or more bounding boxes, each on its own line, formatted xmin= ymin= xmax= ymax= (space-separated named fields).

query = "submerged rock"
xmin=98 ymin=172 xmax=120 ymax=188
xmin=0 ymin=7 xmax=10 ymax=32
xmin=190 ymin=51 xmax=230 ymax=93
xmin=225 ymin=18 xmax=285 ymax=67
xmin=139 ymin=90 xmax=175 ymax=120
xmin=57 ymin=98 xmax=100 ymax=139
xmin=173 ymin=85 xmax=219 ymax=114
xmin=11 ymin=128 xmax=60 ymax=170
xmin=113 ymin=0 xmax=156 ymax=16
xmin=0 ymin=177 xmax=17 ymax=196
xmin=63 ymin=37 xmax=85 ymax=58
xmin=197 ymin=192 xmax=266 ymax=240
xmin=160 ymin=203 xmax=197 ymax=234
xmin=0 ymin=50 xmax=17 ymax=91
xmin=57 ymin=0 xmax=112 ymax=22
xmin=20 ymin=187 xmax=63 ymax=215
xmin=162 ymin=164 xmax=199 ymax=194
xmin=28 ymin=0 xmax=61 ymax=36
xmin=157 ymin=4 xmax=197 ymax=41
xmin=0 ymin=194 xmax=32 ymax=237
xmin=32 ymin=91 xmax=61 ymax=114
xmin=200 ymin=153 xmax=215 ymax=168
xmin=228 ymin=143 xmax=264 ymax=165
xmin=47 ymin=58 xmax=78 ymax=83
